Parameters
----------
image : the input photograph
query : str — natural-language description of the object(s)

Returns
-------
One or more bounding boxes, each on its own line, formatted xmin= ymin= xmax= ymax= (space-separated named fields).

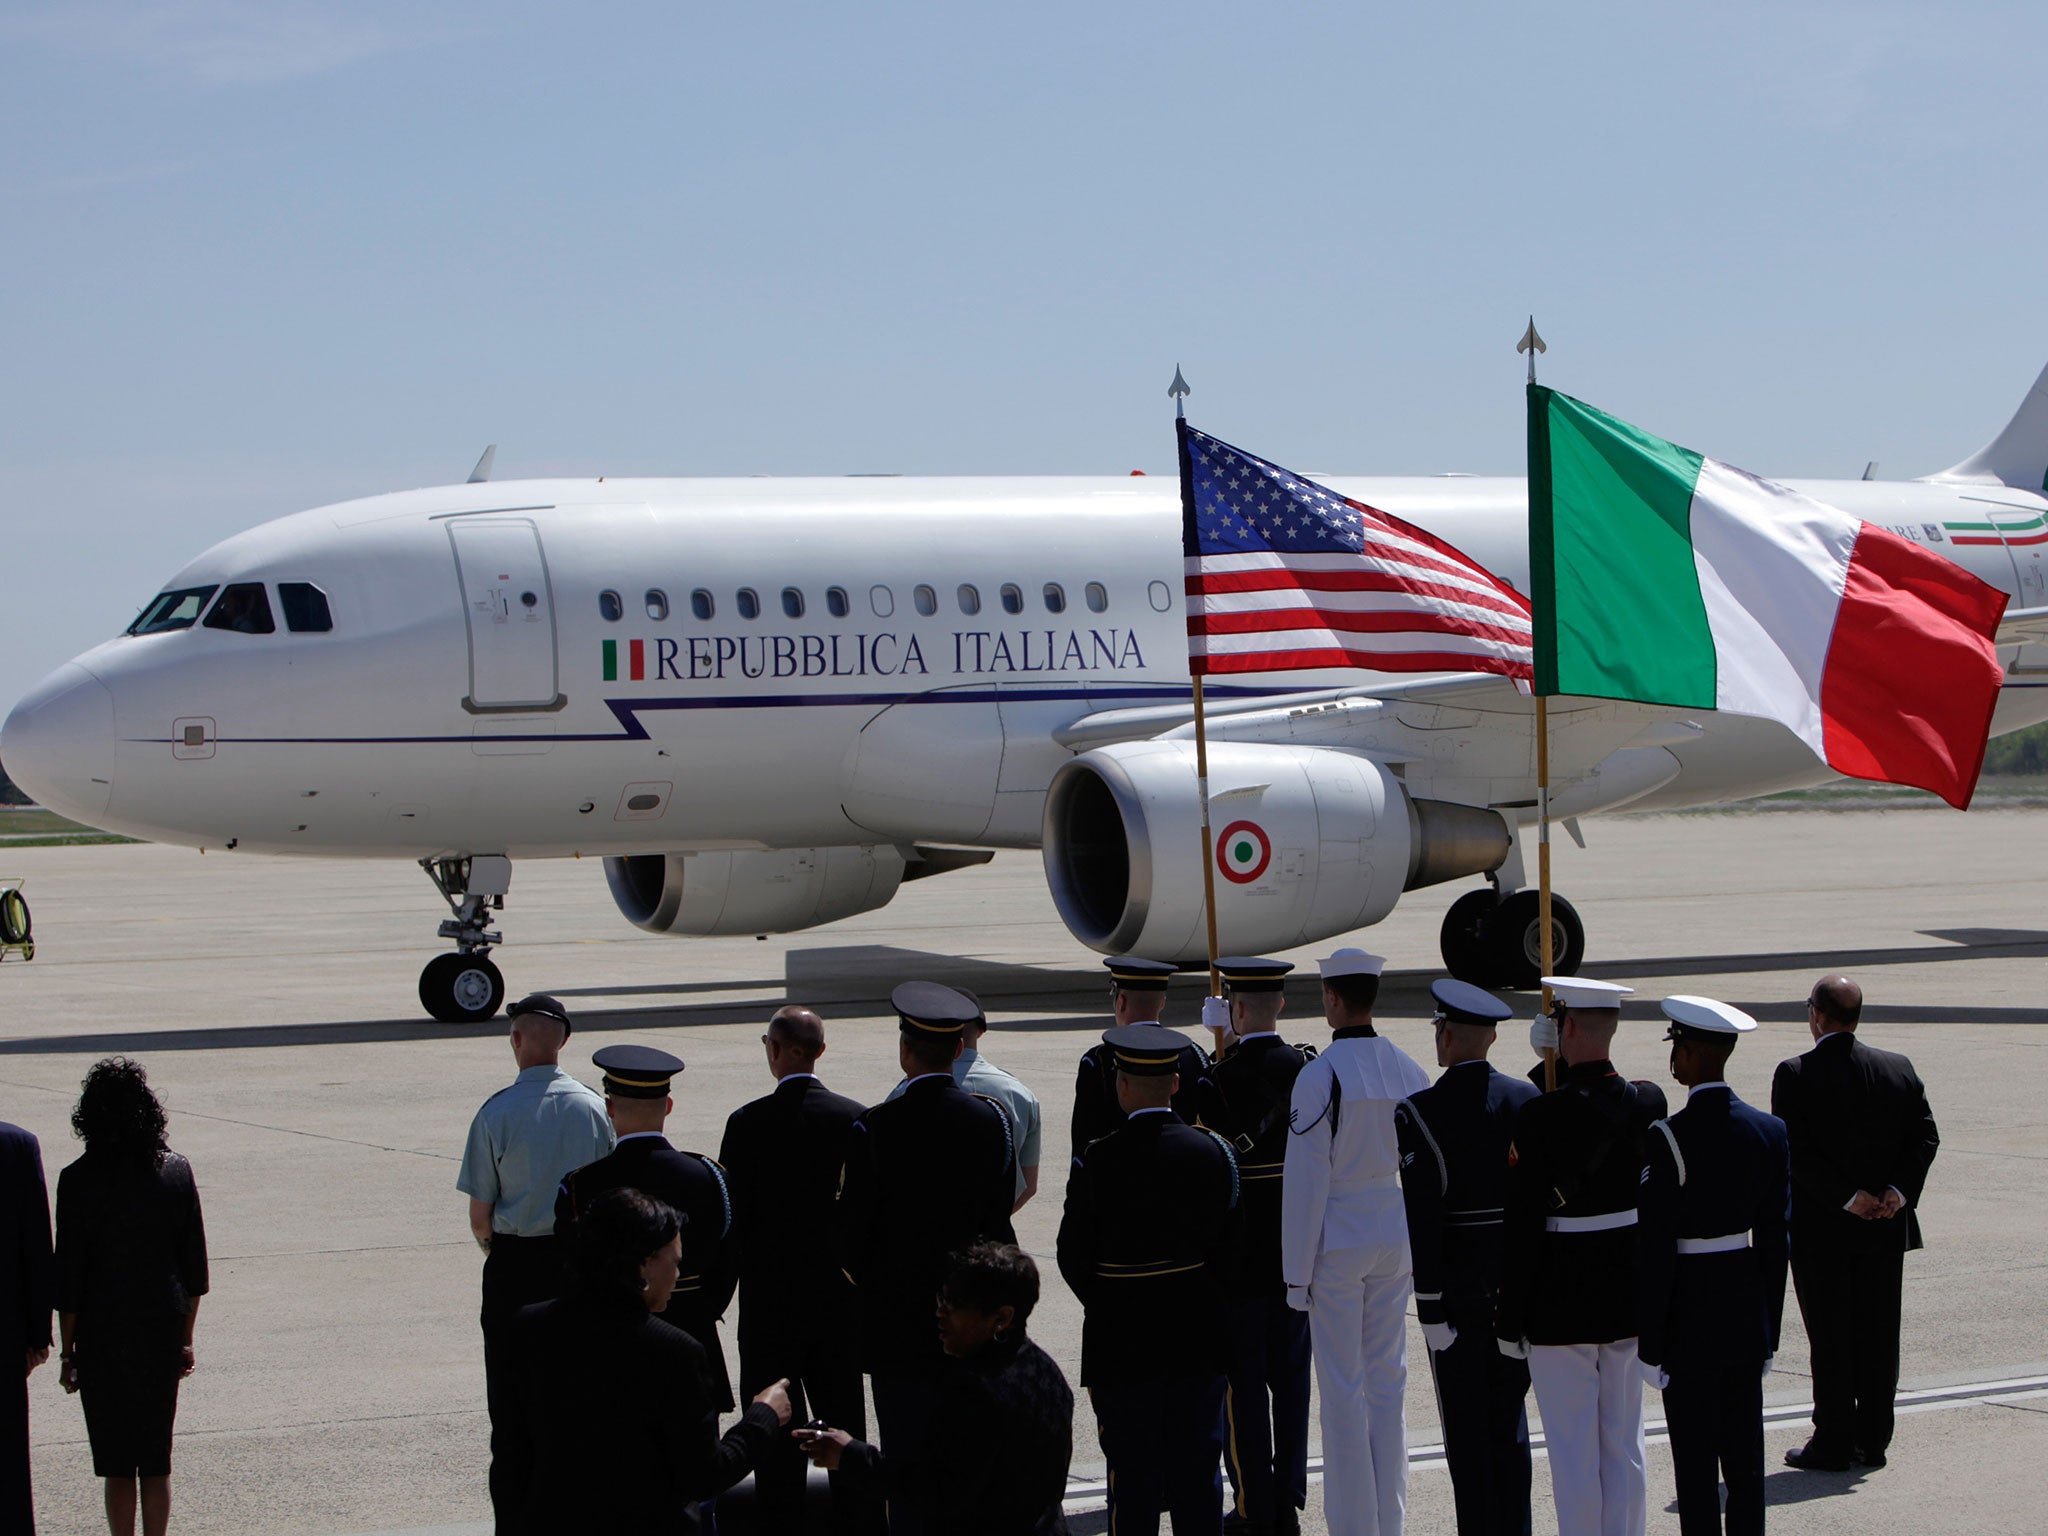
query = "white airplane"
xmin=10 ymin=367 xmax=2048 ymax=1022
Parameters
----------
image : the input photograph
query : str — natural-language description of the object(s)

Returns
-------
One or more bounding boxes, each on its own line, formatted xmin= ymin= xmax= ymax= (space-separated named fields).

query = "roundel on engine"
xmin=1215 ymin=820 xmax=1271 ymax=884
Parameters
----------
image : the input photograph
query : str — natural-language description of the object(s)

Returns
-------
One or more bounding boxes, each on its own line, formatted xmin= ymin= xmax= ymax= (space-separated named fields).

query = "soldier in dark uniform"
xmin=1639 ymin=996 xmax=1789 ymax=1536
xmin=1496 ymin=977 xmax=1667 ymax=1536
xmin=554 ymin=1044 xmax=740 ymax=1409
xmin=1072 ymin=958 xmax=1209 ymax=1151
xmin=1059 ymin=1025 xmax=1242 ymax=1536
xmin=719 ymin=1004 xmax=871 ymax=1532
xmin=1394 ymin=979 xmax=1538 ymax=1536
xmin=1197 ymin=958 xmax=1311 ymax=1536
xmin=839 ymin=981 xmax=1018 ymax=1536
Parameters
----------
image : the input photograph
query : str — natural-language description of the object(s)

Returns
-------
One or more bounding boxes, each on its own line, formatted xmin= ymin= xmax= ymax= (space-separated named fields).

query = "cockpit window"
xmin=279 ymin=583 xmax=333 ymax=633
xmin=203 ymin=582 xmax=276 ymax=635
xmin=128 ymin=585 xmax=219 ymax=636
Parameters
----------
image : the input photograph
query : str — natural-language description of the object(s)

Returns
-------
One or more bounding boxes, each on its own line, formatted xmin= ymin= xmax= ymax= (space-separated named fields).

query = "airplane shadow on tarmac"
xmin=7 ymin=929 xmax=2047 ymax=1057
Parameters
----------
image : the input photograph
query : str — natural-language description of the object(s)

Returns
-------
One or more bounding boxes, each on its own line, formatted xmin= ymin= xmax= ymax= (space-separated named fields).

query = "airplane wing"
xmin=1055 ymin=673 xmax=1702 ymax=820
xmin=1997 ymin=605 xmax=2048 ymax=646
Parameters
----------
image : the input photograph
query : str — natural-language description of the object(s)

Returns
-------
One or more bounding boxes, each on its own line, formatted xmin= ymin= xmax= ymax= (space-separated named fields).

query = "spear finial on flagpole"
xmin=1169 ymin=365 xmax=1191 ymax=421
xmin=1517 ymin=317 xmax=1547 ymax=385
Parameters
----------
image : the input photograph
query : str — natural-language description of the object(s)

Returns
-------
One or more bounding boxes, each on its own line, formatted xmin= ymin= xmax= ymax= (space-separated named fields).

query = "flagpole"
xmin=1519 ymin=317 xmax=1558 ymax=1093
xmin=1171 ymin=369 xmax=1227 ymax=1053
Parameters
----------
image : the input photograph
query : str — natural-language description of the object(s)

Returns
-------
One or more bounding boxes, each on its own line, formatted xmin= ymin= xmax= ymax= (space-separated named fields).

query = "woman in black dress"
xmin=501 ymin=1188 xmax=792 ymax=1534
xmin=54 ymin=1058 xmax=208 ymax=1536
xmin=797 ymin=1241 xmax=1074 ymax=1536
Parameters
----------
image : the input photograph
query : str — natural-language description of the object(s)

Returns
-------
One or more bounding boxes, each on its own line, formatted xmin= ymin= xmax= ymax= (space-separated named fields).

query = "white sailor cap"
xmin=1660 ymin=994 xmax=1758 ymax=1038
xmin=1319 ymin=947 xmax=1386 ymax=980
xmin=1542 ymin=976 xmax=1633 ymax=1011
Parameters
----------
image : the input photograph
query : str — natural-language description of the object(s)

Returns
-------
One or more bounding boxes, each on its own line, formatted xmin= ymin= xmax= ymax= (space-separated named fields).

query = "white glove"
xmin=1639 ymin=1360 xmax=1670 ymax=1390
xmin=1761 ymin=1355 xmax=1774 ymax=1379
xmin=1285 ymin=1285 xmax=1311 ymax=1313
xmin=1202 ymin=996 xmax=1229 ymax=1033
xmin=1529 ymin=1014 xmax=1560 ymax=1056
xmin=1497 ymin=1336 xmax=1530 ymax=1361
xmin=1421 ymin=1320 xmax=1458 ymax=1353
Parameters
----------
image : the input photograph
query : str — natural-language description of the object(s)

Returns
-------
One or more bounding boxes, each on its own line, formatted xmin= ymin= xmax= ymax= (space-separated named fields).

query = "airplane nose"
xmin=1 ymin=663 xmax=115 ymax=823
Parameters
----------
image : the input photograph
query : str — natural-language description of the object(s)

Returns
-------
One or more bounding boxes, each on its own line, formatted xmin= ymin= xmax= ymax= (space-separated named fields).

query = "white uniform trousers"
xmin=1308 ymin=1244 xmax=1410 ymax=1536
xmin=1527 ymin=1340 xmax=1647 ymax=1536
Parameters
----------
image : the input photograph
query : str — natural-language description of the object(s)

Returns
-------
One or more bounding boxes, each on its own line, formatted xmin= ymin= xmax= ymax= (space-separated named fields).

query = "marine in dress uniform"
xmin=1392 ymin=980 xmax=1538 ymax=1536
xmin=1637 ymin=997 xmax=1789 ymax=1536
xmin=718 ymin=1004 xmax=871 ymax=1533
xmin=1072 ymin=958 xmax=1210 ymax=1150
xmin=839 ymin=981 xmax=1019 ymax=1536
xmin=1282 ymin=949 xmax=1431 ymax=1536
xmin=554 ymin=1045 xmax=740 ymax=1408
xmin=1769 ymin=975 xmax=1938 ymax=1472
xmin=1059 ymin=1026 xmax=1243 ymax=1536
xmin=1198 ymin=958 xmax=1313 ymax=1536
xmin=1496 ymin=977 xmax=1667 ymax=1536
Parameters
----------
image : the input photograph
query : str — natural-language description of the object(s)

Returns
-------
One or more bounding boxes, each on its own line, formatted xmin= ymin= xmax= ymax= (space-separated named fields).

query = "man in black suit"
xmin=1771 ymin=975 xmax=1939 ymax=1472
xmin=1060 ymin=1025 xmax=1242 ymax=1536
xmin=1 ymin=1119 xmax=53 ymax=1534
xmin=719 ymin=1005 xmax=870 ymax=1532
xmin=555 ymin=1045 xmax=740 ymax=1408
xmin=839 ymin=983 xmax=1017 ymax=1535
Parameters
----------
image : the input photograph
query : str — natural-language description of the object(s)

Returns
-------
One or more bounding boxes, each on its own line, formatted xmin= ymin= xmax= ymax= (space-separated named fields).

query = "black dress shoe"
xmin=1784 ymin=1442 xmax=1855 ymax=1471
xmin=1854 ymin=1446 xmax=1889 ymax=1469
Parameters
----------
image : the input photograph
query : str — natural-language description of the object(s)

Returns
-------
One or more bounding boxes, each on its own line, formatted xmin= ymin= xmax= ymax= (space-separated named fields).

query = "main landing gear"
xmin=419 ymin=855 xmax=511 ymax=1024
xmin=1439 ymin=877 xmax=1585 ymax=991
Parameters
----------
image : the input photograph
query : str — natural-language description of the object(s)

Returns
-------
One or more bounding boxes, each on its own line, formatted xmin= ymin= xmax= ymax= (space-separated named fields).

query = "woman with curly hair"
xmin=54 ymin=1058 xmax=208 ymax=1536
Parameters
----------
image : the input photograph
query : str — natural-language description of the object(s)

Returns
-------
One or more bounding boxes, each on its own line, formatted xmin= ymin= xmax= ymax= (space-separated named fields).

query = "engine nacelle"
xmin=1042 ymin=741 xmax=1509 ymax=962
xmin=605 ymin=845 xmax=907 ymax=937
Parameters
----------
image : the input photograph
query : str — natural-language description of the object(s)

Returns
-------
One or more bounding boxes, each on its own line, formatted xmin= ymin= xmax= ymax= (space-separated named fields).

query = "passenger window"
xmin=599 ymin=590 xmax=624 ymax=622
xmin=1043 ymin=582 xmax=1067 ymax=614
xmin=691 ymin=589 xmax=715 ymax=621
xmin=957 ymin=584 xmax=981 ymax=615
xmin=279 ymin=582 xmax=333 ymax=633
xmin=737 ymin=588 xmax=761 ymax=619
xmin=127 ymin=585 xmax=219 ymax=636
xmin=1085 ymin=581 xmax=1108 ymax=614
xmin=203 ymin=582 xmax=276 ymax=635
xmin=645 ymin=589 xmax=669 ymax=621
xmin=1000 ymin=583 xmax=1024 ymax=615
xmin=827 ymin=586 xmax=850 ymax=618
xmin=1148 ymin=580 xmax=1172 ymax=612
xmin=914 ymin=584 xmax=938 ymax=616
xmin=782 ymin=587 xmax=806 ymax=619
xmin=870 ymin=585 xmax=895 ymax=618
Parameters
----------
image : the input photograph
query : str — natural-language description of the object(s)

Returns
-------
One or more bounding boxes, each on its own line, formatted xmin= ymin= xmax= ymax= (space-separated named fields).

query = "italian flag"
xmin=1529 ymin=385 xmax=2009 ymax=809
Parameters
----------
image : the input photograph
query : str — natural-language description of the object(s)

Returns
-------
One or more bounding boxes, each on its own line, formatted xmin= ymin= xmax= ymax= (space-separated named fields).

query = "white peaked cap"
xmin=1660 ymin=994 xmax=1758 ymax=1034
xmin=1319 ymin=947 xmax=1386 ymax=980
xmin=1542 ymin=976 xmax=1633 ymax=1010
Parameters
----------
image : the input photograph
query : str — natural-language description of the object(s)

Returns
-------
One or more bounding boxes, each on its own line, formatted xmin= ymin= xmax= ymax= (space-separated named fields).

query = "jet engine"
xmin=604 ymin=845 xmax=907 ymax=937
xmin=1042 ymin=741 xmax=1510 ymax=962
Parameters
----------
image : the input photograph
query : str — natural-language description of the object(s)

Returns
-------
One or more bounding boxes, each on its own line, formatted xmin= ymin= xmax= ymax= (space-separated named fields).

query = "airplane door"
xmin=448 ymin=519 xmax=563 ymax=711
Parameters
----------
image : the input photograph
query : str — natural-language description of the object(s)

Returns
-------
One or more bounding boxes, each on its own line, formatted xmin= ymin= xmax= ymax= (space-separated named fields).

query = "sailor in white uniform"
xmin=1282 ymin=948 xmax=1431 ymax=1536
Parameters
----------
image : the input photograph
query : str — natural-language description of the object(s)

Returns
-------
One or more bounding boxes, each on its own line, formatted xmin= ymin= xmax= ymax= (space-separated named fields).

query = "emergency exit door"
xmin=448 ymin=519 xmax=562 ymax=710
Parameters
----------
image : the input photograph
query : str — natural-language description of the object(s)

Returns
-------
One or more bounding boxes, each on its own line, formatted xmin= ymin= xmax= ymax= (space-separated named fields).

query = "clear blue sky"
xmin=5 ymin=1 xmax=2047 ymax=711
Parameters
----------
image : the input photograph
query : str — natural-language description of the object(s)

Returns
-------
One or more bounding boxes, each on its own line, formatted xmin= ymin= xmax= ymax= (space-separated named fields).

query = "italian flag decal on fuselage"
xmin=601 ymin=639 xmax=647 ymax=682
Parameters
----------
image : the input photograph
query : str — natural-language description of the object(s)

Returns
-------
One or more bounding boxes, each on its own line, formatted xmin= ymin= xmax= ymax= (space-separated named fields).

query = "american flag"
xmin=1179 ymin=422 xmax=1534 ymax=682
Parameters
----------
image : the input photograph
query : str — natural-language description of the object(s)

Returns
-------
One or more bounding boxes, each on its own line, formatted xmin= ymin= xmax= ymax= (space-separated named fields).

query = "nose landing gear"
xmin=419 ymin=855 xmax=510 ymax=1023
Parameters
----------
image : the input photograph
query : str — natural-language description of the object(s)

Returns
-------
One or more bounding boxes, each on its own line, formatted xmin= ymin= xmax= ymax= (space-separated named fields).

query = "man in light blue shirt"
xmin=885 ymin=985 xmax=1042 ymax=1210
xmin=456 ymin=993 xmax=613 ymax=1533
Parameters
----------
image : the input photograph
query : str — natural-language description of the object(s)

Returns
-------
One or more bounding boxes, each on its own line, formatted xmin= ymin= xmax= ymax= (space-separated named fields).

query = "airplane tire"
xmin=420 ymin=952 xmax=505 ymax=1024
xmin=1439 ymin=889 xmax=1499 ymax=983
xmin=0 ymin=889 xmax=29 ymax=946
xmin=1489 ymin=890 xmax=1585 ymax=991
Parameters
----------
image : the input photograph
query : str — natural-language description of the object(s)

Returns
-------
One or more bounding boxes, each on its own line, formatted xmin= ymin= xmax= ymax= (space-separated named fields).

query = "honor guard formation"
xmin=3 ymin=964 xmax=1940 ymax=1536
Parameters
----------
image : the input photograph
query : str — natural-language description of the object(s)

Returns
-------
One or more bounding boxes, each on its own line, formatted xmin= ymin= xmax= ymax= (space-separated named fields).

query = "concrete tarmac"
xmin=0 ymin=805 xmax=2043 ymax=1533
